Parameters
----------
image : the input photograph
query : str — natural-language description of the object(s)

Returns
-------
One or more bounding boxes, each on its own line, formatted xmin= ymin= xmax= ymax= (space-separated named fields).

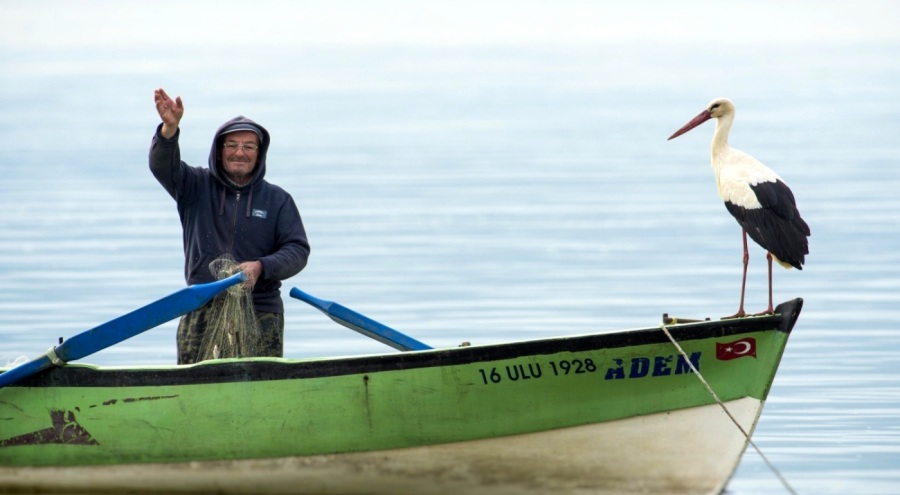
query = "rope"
xmin=659 ymin=323 xmax=797 ymax=495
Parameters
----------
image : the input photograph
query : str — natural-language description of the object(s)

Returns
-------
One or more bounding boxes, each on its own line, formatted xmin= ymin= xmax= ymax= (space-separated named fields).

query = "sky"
xmin=2 ymin=0 xmax=899 ymax=51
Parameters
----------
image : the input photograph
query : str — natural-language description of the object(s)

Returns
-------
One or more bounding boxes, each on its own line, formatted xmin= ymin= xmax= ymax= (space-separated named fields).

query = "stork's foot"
xmin=723 ymin=308 xmax=773 ymax=319
xmin=722 ymin=309 xmax=747 ymax=320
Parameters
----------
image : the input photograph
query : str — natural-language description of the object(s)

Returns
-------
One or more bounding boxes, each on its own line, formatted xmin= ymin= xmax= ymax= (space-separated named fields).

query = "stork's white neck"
xmin=710 ymin=113 xmax=735 ymax=169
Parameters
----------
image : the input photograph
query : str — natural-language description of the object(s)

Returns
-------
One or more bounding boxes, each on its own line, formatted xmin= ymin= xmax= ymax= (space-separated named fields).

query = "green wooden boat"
xmin=0 ymin=297 xmax=802 ymax=494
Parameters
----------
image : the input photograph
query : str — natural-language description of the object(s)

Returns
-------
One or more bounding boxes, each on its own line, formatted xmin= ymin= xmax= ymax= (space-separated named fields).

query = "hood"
xmin=208 ymin=116 xmax=271 ymax=188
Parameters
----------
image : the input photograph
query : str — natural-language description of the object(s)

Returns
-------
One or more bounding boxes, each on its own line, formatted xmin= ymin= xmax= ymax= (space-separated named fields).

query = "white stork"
xmin=668 ymin=97 xmax=809 ymax=317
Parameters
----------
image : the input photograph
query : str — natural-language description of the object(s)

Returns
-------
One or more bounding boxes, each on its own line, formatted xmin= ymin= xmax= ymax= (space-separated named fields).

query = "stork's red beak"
xmin=667 ymin=109 xmax=712 ymax=140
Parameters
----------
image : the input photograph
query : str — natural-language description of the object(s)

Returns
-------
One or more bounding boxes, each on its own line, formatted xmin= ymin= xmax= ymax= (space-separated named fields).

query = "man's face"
xmin=221 ymin=131 xmax=260 ymax=185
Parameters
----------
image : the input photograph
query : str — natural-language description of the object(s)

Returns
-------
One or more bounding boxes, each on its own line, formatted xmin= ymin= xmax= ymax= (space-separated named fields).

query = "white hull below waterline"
xmin=0 ymin=397 xmax=763 ymax=495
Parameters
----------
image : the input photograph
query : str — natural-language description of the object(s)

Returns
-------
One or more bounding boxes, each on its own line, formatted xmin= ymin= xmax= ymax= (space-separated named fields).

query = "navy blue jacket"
xmin=149 ymin=116 xmax=310 ymax=313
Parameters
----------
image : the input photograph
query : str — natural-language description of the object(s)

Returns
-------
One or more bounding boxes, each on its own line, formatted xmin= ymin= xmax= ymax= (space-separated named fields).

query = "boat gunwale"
xmin=7 ymin=298 xmax=802 ymax=389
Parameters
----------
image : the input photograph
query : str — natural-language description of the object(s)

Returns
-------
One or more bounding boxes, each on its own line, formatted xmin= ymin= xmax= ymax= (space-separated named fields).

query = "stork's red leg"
xmin=725 ymin=229 xmax=750 ymax=319
xmin=753 ymin=252 xmax=775 ymax=315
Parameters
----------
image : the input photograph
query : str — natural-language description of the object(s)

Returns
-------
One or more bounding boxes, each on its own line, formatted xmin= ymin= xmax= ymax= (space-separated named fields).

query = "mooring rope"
xmin=659 ymin=323 xmax=797 ymax=495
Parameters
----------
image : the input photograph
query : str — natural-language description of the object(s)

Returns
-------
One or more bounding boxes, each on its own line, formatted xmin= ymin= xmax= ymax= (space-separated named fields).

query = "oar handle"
xmin=0 ymin=273 xmax=247 ymax=388
xmin=290 ymin=288 xmax=432 ymax=352
xmin=59 ymin=272 xmax=247 ymax=362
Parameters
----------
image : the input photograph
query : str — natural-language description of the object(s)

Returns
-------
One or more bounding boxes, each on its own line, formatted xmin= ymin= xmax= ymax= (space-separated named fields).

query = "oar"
xmin=0 ymin=272 xmax=247 ymax=388
xmin=289 ymin=288 xmax=432 ymax=352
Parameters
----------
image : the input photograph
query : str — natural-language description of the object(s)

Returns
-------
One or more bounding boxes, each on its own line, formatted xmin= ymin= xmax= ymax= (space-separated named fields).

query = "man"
xmin=149 ymin=88 xmax=310 ymax=364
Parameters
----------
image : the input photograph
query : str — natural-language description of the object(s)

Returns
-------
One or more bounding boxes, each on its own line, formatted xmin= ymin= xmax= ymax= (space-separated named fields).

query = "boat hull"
xmin=0 ymin=299 xmax=802 ymax=494
xmin=0 ymin=397 xmax=762 ymax=494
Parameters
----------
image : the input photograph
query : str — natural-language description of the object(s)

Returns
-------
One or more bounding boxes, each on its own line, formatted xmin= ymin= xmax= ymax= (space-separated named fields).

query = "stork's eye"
xmin=710 ymin=103 xmax=720 ymax=110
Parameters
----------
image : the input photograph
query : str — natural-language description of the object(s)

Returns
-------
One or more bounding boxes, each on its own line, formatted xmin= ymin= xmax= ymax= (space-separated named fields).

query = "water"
xmin=2 ymin=6 xmax=900 ymax=493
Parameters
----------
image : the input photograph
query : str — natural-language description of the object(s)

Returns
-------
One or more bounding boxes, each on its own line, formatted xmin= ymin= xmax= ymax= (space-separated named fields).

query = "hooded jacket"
xmin=149 ymin=116 xmax=310 ymax=313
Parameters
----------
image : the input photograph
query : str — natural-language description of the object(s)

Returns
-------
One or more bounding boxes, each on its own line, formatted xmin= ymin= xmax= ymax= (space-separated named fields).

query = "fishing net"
xmin=198 ymin=255 xmax=260 ymax=361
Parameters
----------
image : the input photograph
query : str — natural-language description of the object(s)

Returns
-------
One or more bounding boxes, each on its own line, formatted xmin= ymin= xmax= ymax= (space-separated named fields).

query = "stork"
xmin=668 ymin=98 xmax=809 ymax=318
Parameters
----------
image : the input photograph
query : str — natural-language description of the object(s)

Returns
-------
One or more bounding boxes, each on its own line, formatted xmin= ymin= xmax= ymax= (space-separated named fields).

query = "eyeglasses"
xmin=223 ymin=142 xmax=259 ymax=153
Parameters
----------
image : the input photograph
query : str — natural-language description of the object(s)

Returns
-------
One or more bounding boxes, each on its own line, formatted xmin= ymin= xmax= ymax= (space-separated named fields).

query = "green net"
xmin=198 ymin=255 xmax=260 ymax=361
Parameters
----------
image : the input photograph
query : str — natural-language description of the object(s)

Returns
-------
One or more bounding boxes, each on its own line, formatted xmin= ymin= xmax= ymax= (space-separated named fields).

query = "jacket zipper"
xmin=229 ymin=191 xmax=241 ymax=255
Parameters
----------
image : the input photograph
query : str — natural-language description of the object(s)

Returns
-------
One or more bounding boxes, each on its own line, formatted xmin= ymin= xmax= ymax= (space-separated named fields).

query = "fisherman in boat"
xmin=149 ymin=88 xmax=311 ymax=364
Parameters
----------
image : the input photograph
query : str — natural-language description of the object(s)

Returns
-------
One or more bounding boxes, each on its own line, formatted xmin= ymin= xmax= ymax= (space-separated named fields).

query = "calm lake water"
xmin=2 ymin=39 xmax=899 ymax=494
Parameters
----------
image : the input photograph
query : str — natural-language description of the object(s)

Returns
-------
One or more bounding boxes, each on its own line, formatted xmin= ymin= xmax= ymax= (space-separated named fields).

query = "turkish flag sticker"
xmin=716 ymin=338 xmax=757 ymax=360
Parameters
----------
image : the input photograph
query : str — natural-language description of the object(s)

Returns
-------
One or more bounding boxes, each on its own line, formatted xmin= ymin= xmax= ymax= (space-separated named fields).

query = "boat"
xmin=0 ymin=290 xmax=802 ymax=495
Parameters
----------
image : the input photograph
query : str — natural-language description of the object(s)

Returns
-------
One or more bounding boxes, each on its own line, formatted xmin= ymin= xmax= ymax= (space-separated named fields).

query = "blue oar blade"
xmin=0 ymin=355 xmax=54 ymax=389
xmin=0 ymin=273 xmax=246 ymax=388
xmin=289 ymin=288 xmax=432 ymax=352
